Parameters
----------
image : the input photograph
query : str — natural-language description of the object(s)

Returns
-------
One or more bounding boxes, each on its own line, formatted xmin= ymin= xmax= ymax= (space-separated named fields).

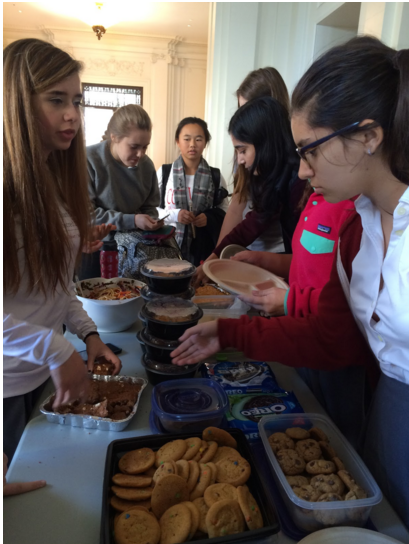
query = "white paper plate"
xmin=203 ymin=259 xmax=288 ymax=296
xmin=298 ymin=527 xmax=404 ymax=544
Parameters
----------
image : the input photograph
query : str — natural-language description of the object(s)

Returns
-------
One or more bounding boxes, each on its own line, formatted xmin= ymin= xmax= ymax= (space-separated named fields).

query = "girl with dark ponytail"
xmin=172 ymin=37 xmax=409 ymax=527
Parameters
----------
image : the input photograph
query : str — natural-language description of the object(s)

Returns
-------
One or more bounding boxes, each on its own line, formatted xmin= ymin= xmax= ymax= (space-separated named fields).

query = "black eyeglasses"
xmin=296 ymin=121 xmax=375 ymax=164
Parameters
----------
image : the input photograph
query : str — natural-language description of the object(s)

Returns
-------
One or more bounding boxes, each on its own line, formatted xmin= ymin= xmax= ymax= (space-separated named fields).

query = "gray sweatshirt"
xmin=87 ymin=140 xmax=159 ymax=231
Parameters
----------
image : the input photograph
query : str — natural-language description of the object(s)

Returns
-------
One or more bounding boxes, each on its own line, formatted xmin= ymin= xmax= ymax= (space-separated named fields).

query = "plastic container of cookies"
xmin=101 ymin=429 xmax=280 ymax=544
xmin=258 ymin=413 xmax=382 ymax=533
xmin=151 ymin=378 xmax=229 ymax=433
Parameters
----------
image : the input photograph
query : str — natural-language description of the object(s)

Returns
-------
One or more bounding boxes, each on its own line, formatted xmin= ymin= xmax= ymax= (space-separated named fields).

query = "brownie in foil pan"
xmin=39 ymin=375 xmax=147 ymax=431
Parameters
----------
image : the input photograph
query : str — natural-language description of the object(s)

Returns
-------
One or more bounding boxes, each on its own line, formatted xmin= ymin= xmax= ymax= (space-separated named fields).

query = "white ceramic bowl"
xmin=75 ymin=278 xmax=145 ymax=333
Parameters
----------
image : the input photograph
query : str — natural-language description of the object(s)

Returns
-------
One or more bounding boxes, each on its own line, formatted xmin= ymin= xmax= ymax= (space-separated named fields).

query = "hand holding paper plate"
xmin=202 ymin=260 xmax=288 ymax=296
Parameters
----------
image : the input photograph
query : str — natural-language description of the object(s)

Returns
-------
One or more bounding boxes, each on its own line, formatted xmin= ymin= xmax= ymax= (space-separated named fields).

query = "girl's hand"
xmin=85 ymin=335 xmax=122 ymax=375
xmin=192 ymin=265 xmax=210 ymax=288
xmin=230 ymin=250 xmax=264 ymax=267
xmin=193 ymin=213 xmax=207 ymax=227
xmin=171 ymin=321 xmax=220 ymax=366
xmin=135 ymin=214 xmax=159 ymax=230
xmin=178 ymin=210 xmax=195 ymax=224
xmin=50 ymin=351 xmax=89 ymax=410
xmin=82 ymin=223 xmax=116 ymax=253
xmin=192 ymin=253 xmax=218 ymax=288
xmin=3 ymin=454 xmax=46 ymax=496
xmin=239 ymin=287 xmax=287 ymax=316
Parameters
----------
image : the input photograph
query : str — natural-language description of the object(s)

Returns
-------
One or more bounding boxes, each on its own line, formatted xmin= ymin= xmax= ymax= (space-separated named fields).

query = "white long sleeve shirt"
xmin=3 ymin=208 xmax=97 ymax=398
xmin=349 ymin=187 xmax=409 ymax=384
xmin=156 ymin=164 xmax=229 ymax=226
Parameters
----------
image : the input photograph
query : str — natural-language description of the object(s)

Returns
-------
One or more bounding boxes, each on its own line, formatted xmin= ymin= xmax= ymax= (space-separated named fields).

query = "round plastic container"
xmin=136 ymin=329 xmax=178 ymax=364
xmin=151 ymin=378 xmax=229 ymax=433
xmin=140 ymin=297 xmax=203 ymax=341
xmin=141 ymin=354 xmax=201 ymax=386
xmin=140 ymin=259 xmax=196 ymax=295
xmin=140 ymin=284 xmax=195 ymax=302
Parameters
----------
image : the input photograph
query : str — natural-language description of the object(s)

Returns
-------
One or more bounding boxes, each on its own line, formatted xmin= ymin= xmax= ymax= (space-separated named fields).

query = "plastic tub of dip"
xmin=140 ymin=258 xmax=196 ymax=295
xmin=258 ymin=413 xmax=382 ymax=533
xmin=151 ymin=378 xmax=229 ymax=433
xmin=140 ymin=297 xmax=203 ymax=341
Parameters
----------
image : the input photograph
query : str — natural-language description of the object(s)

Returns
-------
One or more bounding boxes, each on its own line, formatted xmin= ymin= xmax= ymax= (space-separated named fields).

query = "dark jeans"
xmin=3 ymin=380 xmax=48 ymax=462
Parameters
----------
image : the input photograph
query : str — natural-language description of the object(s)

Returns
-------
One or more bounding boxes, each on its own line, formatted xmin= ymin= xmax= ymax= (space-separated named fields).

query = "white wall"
xmin=3 ymin=28 xmax=207 ymax=170
xmin=205 ymin=1 xmax=407 ymax=187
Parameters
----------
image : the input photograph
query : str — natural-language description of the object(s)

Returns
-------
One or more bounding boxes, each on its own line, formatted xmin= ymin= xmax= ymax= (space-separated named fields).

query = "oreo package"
xmin=201 ymin=360 xmax=283 ymax=394
xmin=201 ymin=360 xmax=303 ymax=442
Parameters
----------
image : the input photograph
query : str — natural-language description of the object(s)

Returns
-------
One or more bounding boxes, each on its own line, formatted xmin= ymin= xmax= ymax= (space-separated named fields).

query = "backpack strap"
xmin=160 ymin=164 xmax=173 ymax=209
xmin=210 ymin=167 xmax=221 ymax=207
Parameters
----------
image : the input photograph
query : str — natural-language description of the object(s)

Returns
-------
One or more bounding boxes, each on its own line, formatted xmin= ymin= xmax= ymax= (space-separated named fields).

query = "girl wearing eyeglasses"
xmin=172 ymin=36 xmax=409 ymax=527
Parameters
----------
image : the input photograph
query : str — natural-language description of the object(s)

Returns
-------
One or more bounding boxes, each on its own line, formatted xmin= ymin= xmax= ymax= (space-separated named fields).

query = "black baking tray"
xmin=101 ymin=429 xmax=280 ymax=544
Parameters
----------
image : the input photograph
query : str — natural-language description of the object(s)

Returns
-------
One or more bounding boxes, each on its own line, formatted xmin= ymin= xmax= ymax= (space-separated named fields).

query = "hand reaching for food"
xmin=85 ymin=335 xmax=122 ymax=375
xmin=171 ymin=321 xmax=220 ymax=366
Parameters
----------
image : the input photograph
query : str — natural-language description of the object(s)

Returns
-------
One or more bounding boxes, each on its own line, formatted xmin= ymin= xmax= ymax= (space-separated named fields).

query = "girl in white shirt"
xmin=3 ymin=39 xmax=121 ymax=465
xmin=157 ymin=117 xmax=229 ymax=264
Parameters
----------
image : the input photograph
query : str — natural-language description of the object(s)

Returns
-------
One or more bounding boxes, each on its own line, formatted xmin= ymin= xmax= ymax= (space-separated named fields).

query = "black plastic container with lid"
xmin=136 ymin=328 xmax=179 ymax=364
xmin=140 ymin=258 xmax=196 ymax=295
xmin=140 ymin=297 xmax=203 ymax=341
xmin=141 ymin=354 xmax=201 ymax=385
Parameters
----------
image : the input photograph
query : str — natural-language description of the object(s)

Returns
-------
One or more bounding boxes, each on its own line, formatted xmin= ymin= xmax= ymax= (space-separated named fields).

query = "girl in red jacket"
xmin=172 ymin=36 xmax=409 ymax=528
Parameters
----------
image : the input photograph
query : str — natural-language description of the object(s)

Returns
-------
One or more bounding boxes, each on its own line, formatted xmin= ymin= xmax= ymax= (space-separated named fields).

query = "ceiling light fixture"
xmin=92 ymin=3 xmax=106 ymax=40
xmin=92 ymin=24 xmax=106 ymax=40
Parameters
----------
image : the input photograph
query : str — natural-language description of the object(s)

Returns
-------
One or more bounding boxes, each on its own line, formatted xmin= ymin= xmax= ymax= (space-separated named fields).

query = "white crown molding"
xmin=83 ymin=58 xmax=145 ymax=77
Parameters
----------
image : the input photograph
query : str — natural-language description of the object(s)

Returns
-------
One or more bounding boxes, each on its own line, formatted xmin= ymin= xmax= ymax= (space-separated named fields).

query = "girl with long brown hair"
xmin=3 ymin=38 xmax=121 ymax=462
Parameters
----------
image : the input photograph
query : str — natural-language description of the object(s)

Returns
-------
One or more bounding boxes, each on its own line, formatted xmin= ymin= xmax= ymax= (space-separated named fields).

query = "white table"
xmin=4 ymin=322 xmax=409 ymax=544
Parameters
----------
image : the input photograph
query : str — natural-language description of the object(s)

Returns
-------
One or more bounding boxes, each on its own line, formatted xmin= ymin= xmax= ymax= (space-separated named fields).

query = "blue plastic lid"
xmin=151 ymin=378 xmax=229 ymax=423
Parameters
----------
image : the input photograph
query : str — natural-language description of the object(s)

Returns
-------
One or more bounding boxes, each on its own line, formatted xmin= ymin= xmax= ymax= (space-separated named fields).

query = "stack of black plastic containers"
xmin=137 ymin=259 xmax=203 ymax=384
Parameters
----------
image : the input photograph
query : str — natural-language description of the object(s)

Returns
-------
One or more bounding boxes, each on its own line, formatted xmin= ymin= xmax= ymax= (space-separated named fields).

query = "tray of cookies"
xmin=101 ymin=427 xmax=280 ymax=544
xmin=258 ymin=413 xmax=382 ymax=533
xmin=39 ymin=375 xmax=148 ymax=431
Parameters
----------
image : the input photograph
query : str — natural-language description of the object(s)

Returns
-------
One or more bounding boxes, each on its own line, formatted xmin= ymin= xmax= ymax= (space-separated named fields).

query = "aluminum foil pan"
xmin=39 ymin=375 xmax=148 ymax=432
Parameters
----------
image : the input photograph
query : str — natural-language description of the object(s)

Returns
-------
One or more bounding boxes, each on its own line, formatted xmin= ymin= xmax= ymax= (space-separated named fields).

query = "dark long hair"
xmin=228 ymin=96 xmax=299 ymax=221
xmin=292 ymin=36 xmax=409 ymax=185
xmin=175 ymin=117 xmax=211 ymax=144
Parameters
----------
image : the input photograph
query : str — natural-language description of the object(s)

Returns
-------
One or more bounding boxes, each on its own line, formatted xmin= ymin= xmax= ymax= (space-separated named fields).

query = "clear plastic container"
xmin=151 ymin=378 xmax=229 ymax=433
xmin=198 ymin=297 xmax=250 ymax=322
xmin=192 ymin=294 xmax=236 ymax=310
xmin=258 ymin=413 xmax=382 ymax=533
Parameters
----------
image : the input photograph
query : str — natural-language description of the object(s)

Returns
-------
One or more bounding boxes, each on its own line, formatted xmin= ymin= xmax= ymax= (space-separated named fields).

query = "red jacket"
xmin=218 ymin=211 xmax=379 ymax=385
xmin=286 ymin=195 xmax=355 ymax=317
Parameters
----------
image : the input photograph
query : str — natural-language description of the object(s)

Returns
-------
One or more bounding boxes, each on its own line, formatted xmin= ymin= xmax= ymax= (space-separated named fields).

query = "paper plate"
xmin=203 ymin=259 xmax=288 ymax=296
xmin=220 ymin=244 xmax=247 ymax=260
xmin=298 ymin=527 xmax=404 ymax=544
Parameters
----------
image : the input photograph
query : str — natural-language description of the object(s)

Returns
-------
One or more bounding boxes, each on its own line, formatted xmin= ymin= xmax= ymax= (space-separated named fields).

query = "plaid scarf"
xmin=172 ymin=154 xmax=215 ymax=256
